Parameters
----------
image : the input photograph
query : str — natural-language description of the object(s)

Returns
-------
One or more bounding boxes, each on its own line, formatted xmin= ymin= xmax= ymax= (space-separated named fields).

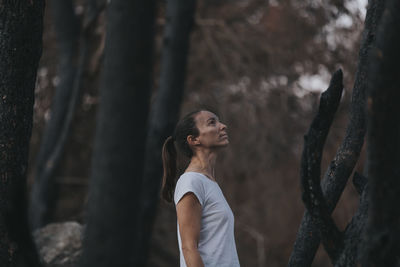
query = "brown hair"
xmin=161 ymin=110 xmax=203 ymax=203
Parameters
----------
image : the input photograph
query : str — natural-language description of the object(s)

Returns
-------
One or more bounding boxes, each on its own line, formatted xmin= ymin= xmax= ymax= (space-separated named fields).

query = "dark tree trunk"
xmin=137 ymin=0 xmax=196 ymax=265
xmin=288 ymin=0 xmax=385 ymax=265
xmin=362 ymin=0 xmax=400 ymax=265
xmin=78 ymin=0 xmax=156 ymax=266
xmin=29 ymin=0 xmax=80 ymax=230
xmin=0 ymin=1 xmax=45 ymax=266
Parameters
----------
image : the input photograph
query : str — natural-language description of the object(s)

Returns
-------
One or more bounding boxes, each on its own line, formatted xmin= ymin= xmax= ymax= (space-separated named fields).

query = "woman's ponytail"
xmin=160 ymin=109 xmax=204 ymax=203
xmin=161 ymin=136 xmax=177 ymax=202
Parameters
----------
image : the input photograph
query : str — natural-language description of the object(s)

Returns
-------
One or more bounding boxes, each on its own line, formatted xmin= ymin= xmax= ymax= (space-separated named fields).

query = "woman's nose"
xmin=220 ymin=123 xmax=227 ymax=130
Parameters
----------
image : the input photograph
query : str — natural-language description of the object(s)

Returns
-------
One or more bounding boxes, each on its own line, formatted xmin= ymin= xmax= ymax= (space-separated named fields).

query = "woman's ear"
xmin=187 ymin=135 xmax=200 ymax=146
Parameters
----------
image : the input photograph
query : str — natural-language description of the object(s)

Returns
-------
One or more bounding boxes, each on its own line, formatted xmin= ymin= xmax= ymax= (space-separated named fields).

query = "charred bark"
xmin=78 ymin=0 xmax=156 ymax=266
xmin=138 ymin=0 xmax=196 ymax=265
xmin=362 ymin=0 xmax=400 ymax=265
xmin=0 ymin=1 xmax=45 ymax=266
xmin=288 ymin=0 xmax=385 ymax=265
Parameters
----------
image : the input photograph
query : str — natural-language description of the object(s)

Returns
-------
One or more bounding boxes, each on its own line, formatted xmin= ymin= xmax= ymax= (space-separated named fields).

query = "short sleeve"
xmin=174 ymin=174 xmax=205 ymax=206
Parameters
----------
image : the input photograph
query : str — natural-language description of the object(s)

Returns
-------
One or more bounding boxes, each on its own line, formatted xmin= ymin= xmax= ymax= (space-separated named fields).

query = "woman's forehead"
xmin=195 ymin=111 xmax=218 ymax=123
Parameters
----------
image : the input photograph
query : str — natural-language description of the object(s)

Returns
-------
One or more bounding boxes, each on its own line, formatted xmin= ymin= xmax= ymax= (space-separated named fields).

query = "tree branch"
xmin=288 ymin=0 xmax=386 ymax=265
xmin=300 ymin=70 xmax=344 ymax=264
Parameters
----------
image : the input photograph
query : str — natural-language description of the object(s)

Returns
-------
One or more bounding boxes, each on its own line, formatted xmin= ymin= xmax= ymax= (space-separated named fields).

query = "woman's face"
xmin=191 ymin=111 xmax=229 ymax=149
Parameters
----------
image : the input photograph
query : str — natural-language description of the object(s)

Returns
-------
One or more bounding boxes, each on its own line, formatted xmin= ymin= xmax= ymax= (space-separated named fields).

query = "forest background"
xmin=28 ymin=0 xmax=368 ymax=266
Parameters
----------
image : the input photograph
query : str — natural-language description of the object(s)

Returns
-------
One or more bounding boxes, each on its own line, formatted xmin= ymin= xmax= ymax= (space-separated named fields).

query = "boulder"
xmin=33 ymin=222 xmax=83 ymax=267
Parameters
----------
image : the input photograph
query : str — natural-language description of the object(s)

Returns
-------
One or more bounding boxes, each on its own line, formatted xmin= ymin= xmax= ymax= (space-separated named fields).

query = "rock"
xmin=33 ymin=222 xmax=83 ymax=267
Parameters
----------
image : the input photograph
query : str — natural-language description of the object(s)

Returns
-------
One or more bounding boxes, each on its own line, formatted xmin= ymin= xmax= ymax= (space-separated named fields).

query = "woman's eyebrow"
xmin=207 ymin=117 xmax=218 ymax=122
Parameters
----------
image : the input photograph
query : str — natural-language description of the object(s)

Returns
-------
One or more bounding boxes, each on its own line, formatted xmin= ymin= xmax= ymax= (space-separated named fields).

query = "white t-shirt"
xmin=174 ymin=172 xmax=240 ymax=267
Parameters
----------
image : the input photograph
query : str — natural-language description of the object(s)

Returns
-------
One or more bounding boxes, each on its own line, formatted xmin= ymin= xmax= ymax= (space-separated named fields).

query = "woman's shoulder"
xmin=178 ymin=172 xmax=217 ymax=185
xmin=176 ymin=171 xmax=219 ymax=193
xmin=180 ymin=171 xmax=205 ymax=178
xmin=176 ymin=172 xmax=205 ymax=186
xmin=174 ymin=172 xmax=208 ymax=206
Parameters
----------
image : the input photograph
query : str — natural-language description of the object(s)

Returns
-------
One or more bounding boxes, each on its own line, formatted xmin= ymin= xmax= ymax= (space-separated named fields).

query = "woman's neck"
xmin=186 ymin=150 xmax=217 ymax=181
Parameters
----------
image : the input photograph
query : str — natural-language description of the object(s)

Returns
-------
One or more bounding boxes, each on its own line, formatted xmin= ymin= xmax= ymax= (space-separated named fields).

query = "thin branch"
xmin=300 ymin=69 xmax=344 ymax=263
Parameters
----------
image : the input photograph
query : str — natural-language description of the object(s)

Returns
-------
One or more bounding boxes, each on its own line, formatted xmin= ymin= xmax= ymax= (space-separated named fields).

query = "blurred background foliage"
xmin=28 ymin=0 xmax=367 ymax=266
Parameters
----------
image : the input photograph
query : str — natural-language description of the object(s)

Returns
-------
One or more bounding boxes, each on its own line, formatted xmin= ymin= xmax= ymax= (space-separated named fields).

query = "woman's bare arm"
xmin=176 ymin=192 xmax=204 ymax=267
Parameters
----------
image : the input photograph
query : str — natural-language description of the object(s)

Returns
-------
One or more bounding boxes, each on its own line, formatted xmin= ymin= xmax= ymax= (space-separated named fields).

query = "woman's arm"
xmin=176 ymin=192 xmax=204 ymax=267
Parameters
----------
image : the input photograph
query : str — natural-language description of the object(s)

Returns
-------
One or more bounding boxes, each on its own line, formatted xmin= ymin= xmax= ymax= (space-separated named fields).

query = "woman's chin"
xmin=221 ymin=140 xmax=230 ymax=147
xmin=211 ymin=140 xmax=229 ymax=150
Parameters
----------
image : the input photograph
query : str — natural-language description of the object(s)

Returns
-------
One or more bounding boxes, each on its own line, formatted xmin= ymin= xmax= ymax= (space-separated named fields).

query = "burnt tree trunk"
xmin=29 ymin=0 xmax=105 ymax=230
xmin=78 ymin=0 xmax=156 ymax=266
xmin=0 ymin=1 xmax=45 ymax=267
xmin=137 ymin=0 xmax=196 ymax=265
xmin=29 ymin=0 xmax=80 ymax=230
xmin=288 ymin=0 xmax=385 ymax=265
xmin=362 ymin=0 xmax=400 ymax=265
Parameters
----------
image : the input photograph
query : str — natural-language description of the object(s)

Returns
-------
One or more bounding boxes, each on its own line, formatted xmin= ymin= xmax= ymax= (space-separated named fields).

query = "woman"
xmin=161 ymin=109 xmax=240 ymax=267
